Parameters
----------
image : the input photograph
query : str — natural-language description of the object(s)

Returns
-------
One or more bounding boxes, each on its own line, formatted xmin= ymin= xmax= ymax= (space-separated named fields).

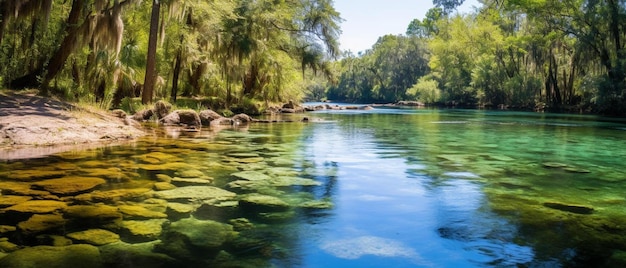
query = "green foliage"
xmin=407 ymin=77 xmax=441 ymax=104
xmin=326 ymin=35 xmax=429 ymax=103
xmin=0 ymin=0 xmax=340 ymax=110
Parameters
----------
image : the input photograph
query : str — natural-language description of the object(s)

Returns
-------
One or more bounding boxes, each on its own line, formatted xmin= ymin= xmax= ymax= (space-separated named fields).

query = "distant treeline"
xmin=327 ymin=0 xmax=626 ymax=116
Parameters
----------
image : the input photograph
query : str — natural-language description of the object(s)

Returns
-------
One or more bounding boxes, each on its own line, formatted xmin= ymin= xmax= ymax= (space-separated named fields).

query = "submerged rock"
xmin=543 ymin=202 xmax=594 ymax=214
xmin=100 ymin=241 xmax=177 ymax=268
xmin=3 ymin=200 xmax=68 ymax=214
xmin=166 ymin=202 xmax=195 ymax=221
xmin=18 ymin=213 xmax=66 ymax=235
xmin=108 ymin=219 xmax=168 ymax=243
xmin=118 ymin=205 xmax=168 ymax=220
xmin=0 ymin=195 xmax=33 ymax=208
xmin=33 ymin=176 xmax=106 ymax=195
xmin=165 ymin=217 xmax=236 ymax=249
xmin=154 ymin=186 xmax=237 ymax=202
xmin=64 ymin=204 xmax=123 ymax=224
xmin=67 ymin=229 xmax=120 ymax=245
xmin=0 ymin=244 xmax=103 ymax=268
xmin=239 ymin=194 xmax=290 ymax=212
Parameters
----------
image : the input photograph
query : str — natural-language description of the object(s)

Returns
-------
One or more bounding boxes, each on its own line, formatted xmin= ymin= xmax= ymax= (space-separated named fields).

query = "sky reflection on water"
xmin=295 ymin=112 xmax=535 ymax=267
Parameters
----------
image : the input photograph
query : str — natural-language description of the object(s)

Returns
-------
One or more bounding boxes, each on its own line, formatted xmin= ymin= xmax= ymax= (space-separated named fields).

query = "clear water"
xmin=1 ymin=107 xmax=626 ymax=267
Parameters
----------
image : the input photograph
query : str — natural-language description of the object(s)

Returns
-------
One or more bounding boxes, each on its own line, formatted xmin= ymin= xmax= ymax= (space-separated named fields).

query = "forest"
xmin=0 ymin=0 xmax=340 ymax=114
xmin=328 ymin=0 xmax=626 ymax=116
xmin=1 ymin=0 xmax=625 ymax=116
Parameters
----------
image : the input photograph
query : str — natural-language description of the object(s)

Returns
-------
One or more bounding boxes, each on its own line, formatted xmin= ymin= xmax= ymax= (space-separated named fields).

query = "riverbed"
xmin=1 ymin=107 xmax=625 ymax=267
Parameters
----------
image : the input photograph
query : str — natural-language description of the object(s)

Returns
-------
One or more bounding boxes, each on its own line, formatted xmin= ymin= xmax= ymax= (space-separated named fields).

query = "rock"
xmin=0 ymin=169 xmax=67 ymax=181
xmin=155 ymin=173 xmax=173 ymax=182
xmin=0 ymin=244 xmax=103 ymax=268
xmin=193 ymin=200 xmax=239 ymax=221
xmin=33 ymin=176 xmax=106 ymax=195
xmin=232 ymin=113 xmax=253 ymax=124
xmin=154 ymin=100 xmax=172 ymax=119
xmin=564 ymin=167 xmax=591 ymax=173
xmin=271 ymin=176 xmax=321 ymax=187
xmin=154 ymin=182 xmax=176 ymax=191
xmin=210 ymin=117 xmax=233 ymax=126
xmin=100 ymin=241 xmax=177 ymax=268
xmin=542 ymin=162 xmax=568 ymax=168
xmin=109 ymin=109 xmax=127 ymax=118
xmin=18 ymin=213 xmax=67 ymax=235
xmin=397 ymin=100 xmax=424 ymax=106
xmin=199 ymin=109 xmax=223 ymax=126
xmin=239 ymin=194 xmax=290 ymax=212
xmin=67 ymin=229 xmax=120 ymax=245
xmin=64 ymin=204 xmax=123 ymax=224
xmin=109 ymin=219 xmax=167 ymax=243
xmin=164 ymin=217 xmax=236 ymax=250
xmin=154 ymin=186 xmax=237 ymax=203
xmin=176 ymin=169 xmax=205 ymax=178
xmin=166 ymin=202 xmax=195 ymax=221
xmin=133 ymin=152 xmax=181 ymax=164
xmin=72 ymin=188 xmax=152 ymax=203
xmin=231 ymin=171 xmax=272 ymax=181
xmin=171 ymin=177 xmax=213 ymax=186
xmin=0 ymin=195 xmax=33 ymax=208
xmin=133 ymin=108 xmax=154 ymax=121
xmin=0 ymin=225 xmax=16 ymax=234
xmin=543 ymin=202 xmax=594 ymax=214
xmin=3 ymin=200 xmax=68 ymax=214
xmin=282 ymin=100 xmax=296 ymax=109
xmin=298 ymin=200 xmax=333 ymax=209
xmin=0 ymin=182 xmax=54 ymax=198
xmin=35 ymin=234 xmax=73 ymax=246
xmin=228 ymin=218 xmax=254 ymax=231
xmin=0 ymin=238 xmax=20 ymax=252
xmin=80 ymin=167 xmax=131 ymax=182
xmin=118 ymin=205 xmax=167 ymax=220
xmin=160 ymin=110 xmax=201 ymax=127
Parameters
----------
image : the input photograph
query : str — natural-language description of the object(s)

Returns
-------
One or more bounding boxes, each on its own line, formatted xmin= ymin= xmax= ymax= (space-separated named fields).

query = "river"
xmin=1 ymin=106 xmax=625 ymax=267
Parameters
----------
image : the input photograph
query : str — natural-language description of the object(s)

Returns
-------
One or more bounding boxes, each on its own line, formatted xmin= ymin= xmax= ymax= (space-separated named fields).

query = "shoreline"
xmin=0 ymin=92 xmax=144 ymax=160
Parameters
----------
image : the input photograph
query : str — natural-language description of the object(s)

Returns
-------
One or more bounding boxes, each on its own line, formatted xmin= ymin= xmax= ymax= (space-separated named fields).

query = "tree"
xmin=142 ymin=0 xmax=160 ymax=104
xmin=433 ymin=0 xmax=465 ymax=15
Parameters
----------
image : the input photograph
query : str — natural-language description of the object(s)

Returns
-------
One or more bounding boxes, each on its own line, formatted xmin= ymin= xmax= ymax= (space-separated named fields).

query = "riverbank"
xmin=0 ymin=92 xmax=144 ymax=160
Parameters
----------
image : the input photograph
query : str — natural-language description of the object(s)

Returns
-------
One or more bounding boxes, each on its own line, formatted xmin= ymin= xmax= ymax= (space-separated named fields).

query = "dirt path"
xmin=0 ymin=92 xmax=144 ymax=160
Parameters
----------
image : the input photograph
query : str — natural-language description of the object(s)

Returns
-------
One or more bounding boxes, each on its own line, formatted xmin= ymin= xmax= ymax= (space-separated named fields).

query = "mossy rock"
xmin=0 ymin=195 xmax=33 ymax=208
xmin=231 ymin=171 xmax=272 ymax=181
xmin=33 ymin=176 xmax=106 ymax=195
xmin=0 ymin=244 xmax=103 ymax=268
xmin=4 ymin=200 xmax=68 ymax=214
xmin=118 ymin=205 xmax=168 ymax=220
xmin=239 ymin=194 xmax=290 ymax=212
xmin=67 ymin=229 xmax=120 ymax=246
xmin=64 ymin=204 xmax=123 ymax=223
xmin=165 ymin=217 xmax=236 ymax=249
xmin=18 ymin=213 xmax=67 ymax=235
xmin=100 ymin=241 xmax=177 ymax=268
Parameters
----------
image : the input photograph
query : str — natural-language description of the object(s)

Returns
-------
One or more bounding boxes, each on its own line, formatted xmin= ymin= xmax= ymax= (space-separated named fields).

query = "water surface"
xmin=1 ymin=108 xmax=625 ymax=267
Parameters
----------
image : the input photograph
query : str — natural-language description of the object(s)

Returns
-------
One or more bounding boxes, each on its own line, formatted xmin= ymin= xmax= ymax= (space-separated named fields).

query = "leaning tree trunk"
xmin=142 ymin=0 xmax=160 ymax=104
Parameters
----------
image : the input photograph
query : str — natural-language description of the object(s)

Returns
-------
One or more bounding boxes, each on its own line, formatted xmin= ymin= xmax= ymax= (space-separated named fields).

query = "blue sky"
xmin=334 ymin=0 xmax=481 ymax=53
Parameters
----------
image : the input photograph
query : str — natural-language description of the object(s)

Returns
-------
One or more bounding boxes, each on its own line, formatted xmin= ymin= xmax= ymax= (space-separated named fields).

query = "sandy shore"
xmin=0 ymin=92 xmax=144 ymax=160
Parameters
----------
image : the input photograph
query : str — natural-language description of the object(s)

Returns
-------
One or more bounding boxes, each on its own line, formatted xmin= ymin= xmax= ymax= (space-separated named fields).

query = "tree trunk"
xmin=171 ymin=48 xmax=182 ymax=102
xmin=39 ymin=0 xmax=85 ymax=95
xmin=142 ymin=0 xmax=160 ymax=104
